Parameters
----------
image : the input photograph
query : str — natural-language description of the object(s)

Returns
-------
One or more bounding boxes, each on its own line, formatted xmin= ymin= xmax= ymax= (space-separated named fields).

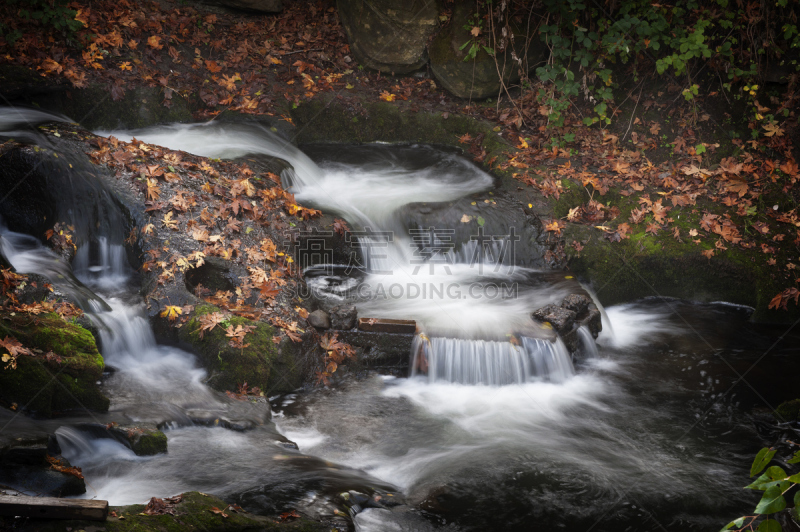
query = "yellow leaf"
xmin=379 ymin=91 xmax=396 ymax=102
xmin=160 ymin=305 xmax=183 ymax=321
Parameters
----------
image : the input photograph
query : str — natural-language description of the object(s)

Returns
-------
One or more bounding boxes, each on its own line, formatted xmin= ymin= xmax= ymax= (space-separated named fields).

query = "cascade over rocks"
xmin=337 ymin=0 xmax=439 ymax=74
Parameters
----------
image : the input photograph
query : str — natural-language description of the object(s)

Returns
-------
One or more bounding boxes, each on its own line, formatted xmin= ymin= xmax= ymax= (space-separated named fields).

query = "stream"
xmin=1 ymin=110 xmax=798 ymax=531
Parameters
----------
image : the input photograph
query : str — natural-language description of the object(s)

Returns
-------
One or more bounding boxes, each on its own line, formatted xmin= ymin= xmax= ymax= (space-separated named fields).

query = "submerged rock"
xmin=0 ymin=435 xmax=86 ymax=496
xmin=338 ymin=0 xmax=439 ymax=73
xmin=74 ymin=423 xmax=167 ymax=456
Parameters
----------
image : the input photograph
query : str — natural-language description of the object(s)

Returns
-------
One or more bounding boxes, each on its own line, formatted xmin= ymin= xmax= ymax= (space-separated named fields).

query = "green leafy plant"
xmin=1 ymin=0 xmax=84 ymax=45
xmin=722 ymin=447 xmax=800 ymax=531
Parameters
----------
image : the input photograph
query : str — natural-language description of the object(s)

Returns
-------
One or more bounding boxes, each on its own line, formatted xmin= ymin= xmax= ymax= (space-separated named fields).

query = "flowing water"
xmin=1 ymin=110 xmax=797 ymax=531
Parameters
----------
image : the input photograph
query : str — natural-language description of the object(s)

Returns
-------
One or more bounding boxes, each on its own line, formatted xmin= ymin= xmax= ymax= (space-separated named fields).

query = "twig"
xmin=621 ymin=83 xmax=644 ymax=143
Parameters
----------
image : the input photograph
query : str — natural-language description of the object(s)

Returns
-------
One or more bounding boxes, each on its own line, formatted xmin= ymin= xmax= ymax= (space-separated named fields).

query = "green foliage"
xmin=525 ymin=0 xmax=800 ymax=129
xmin=723 ymin=447 xmax=800 ymax=532
xmin=0 ymin=0 xmax=84 ymax=45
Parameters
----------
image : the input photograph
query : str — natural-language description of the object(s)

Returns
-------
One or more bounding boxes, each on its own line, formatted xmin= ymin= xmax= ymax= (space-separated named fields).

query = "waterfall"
xmin=94 ymin=121 xmax=596 ymax=385
xmin=411 ymin=334 xmax=574 ymax=385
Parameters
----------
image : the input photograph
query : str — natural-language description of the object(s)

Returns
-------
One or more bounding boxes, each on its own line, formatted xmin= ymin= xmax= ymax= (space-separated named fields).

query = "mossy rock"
xmin=178 ymin=304 xmax=307 ymax=395
xmin=337 ymin=0 xmax=439 ymax=73
xmin=563 ymin=224 xmax=799 ymax=323
xmin=5 ymin=491 xmax=329 ymax=532
xmin=20 ymin=82 xmax=195 ymax=130
xmin=775 ymin=399 xmax=800 ymax=422
xmin=0 ymin=313 xmax=108 ymax=417
xmin=428 ymin=3 xmax=541 ymax=99
xmin=291 ymin=98 xmax=510 ymax=158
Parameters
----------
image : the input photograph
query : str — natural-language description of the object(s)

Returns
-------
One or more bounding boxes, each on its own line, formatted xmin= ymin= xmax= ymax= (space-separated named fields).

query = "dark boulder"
xmin=308 ymin=309 xmax=331 ymax=330
xmin=0 ymin=436 xmax=86 ymax=496
xmin=330 ymin=305 xmax=357 ymax=330
xmin=532 ymin=304 xmax=576 ymax=335
xmin=429 ymin=3 xmax=543 ymax=99
xmin=337 ymin=0 xmax=440 ymax=73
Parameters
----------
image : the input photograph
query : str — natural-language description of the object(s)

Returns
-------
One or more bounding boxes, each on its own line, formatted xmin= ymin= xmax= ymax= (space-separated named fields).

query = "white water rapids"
xmin=0 ymin=110 xmax=778 ymax=531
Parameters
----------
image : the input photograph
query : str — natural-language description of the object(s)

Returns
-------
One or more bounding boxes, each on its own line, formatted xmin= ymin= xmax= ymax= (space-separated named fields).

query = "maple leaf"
xmin=0 ymin=336 xmax=32 ymax=357
xmin=612 ymin=160 xmax=630 ymax=174
xmin=645 ymin=222 xmax=662 ymax=235
xmin=162 ymin=211 xmax=179 ymax=230
xmin=651 ymin=200 xmax=670 ymax=224
xmin=147 ymin=35 xmax=163 ymax=50
xmin=629 ymin=207 xmax=647 ymax=224
xmin=119 ymin=61 xmax=132 ymax=71
xmin=702 ymin=249 xmax=715 ymax=259
xmin=197 ymin=312 xmax=227 ymax=338
xmin=544 ymin=220 xmax=565 ymax=234
xmin=762 ymin=121 xmax=784 ymax=137
xmin=256 ymin=281 xmax=280 ymax=302
xmin=379 ymin=91 xmax=396 ymax=102
xmin=160 ymin=305 xmax=183 ymax=321
xmin=226 ymin=324 xmax=255 ymax=349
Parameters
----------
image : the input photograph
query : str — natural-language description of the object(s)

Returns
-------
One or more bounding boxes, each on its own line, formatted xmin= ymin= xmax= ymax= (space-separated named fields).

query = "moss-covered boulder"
xmin=20 ymin=84 xmax=195 ymax=130
xmin=178 ymin=304 xmax=308 ymax=394
xmin=0 ymin=313 xmax=109 ymax=417
xmin=429 ymin=3 xmax=538 ymax=99
xmin=775 ymin=399 xmax=800 ymax=422
xmin=4 ymin=491 xmax=329 ymax=532
xmin=563 ymin=223 xmax=797 ymax=323
xmin=337 ymin=0 xmax=440 ymax=73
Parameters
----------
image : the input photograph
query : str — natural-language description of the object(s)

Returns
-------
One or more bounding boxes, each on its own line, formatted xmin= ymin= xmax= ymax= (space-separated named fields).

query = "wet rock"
xmin=75 ymin=423 xmax=167 ymax=456
xmin=0 ymin=437 xmax=85 ymax=496
xmin=532 ymin=305 xmax=576 ymax=335
xmin=337 ymin=0 xmax=439 ymax=74
xmin=184 ymin=256 xmax=239 ymax=294
xmin=308 ymin=309 xmax=331 ymax=330
xmin=584 ymin=306 xmax=602 ymax=338
xmin=562 ymin=294 xmax=591 ymax=315
xmin=329 ymin=305 xmax=357 ymax=330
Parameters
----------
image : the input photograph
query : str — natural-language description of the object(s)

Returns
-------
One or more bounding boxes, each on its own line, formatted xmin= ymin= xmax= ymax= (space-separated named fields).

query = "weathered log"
xmin=0 ymin=495 xmax=108 ymax=521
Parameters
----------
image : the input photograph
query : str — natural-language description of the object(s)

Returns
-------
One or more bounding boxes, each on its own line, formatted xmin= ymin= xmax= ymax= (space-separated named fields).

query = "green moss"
xmin=7 ymin=491 xmax=328 ymax=532
xmin=130 ymin=430 xmax=168 ymax=456
xmin=0 ymin=313 xmax=108 ymax=416
xmin=179 ymin=304 xmax=304 ymax=394
xmin=291 ymin=98 xmax=509 ymax=157
xmin=563 ymin=222 xmax=798 ymax=323
xmin=775 ymin=399 xmax=800 ymax=422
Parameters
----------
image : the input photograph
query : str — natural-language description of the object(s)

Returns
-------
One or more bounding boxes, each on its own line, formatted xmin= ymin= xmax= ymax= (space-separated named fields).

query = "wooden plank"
xmin=358 ymin=318 xmax=416 ymax=334
xmin=0 ymin=495 xmax=108 ymax=521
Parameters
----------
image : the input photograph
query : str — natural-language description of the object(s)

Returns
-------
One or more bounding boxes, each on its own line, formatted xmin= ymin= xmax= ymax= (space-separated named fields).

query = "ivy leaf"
xmin=754 ymin=484 xmax=788 ymax=514
xmin=751 ymin=448 xmax=776 ymax=476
